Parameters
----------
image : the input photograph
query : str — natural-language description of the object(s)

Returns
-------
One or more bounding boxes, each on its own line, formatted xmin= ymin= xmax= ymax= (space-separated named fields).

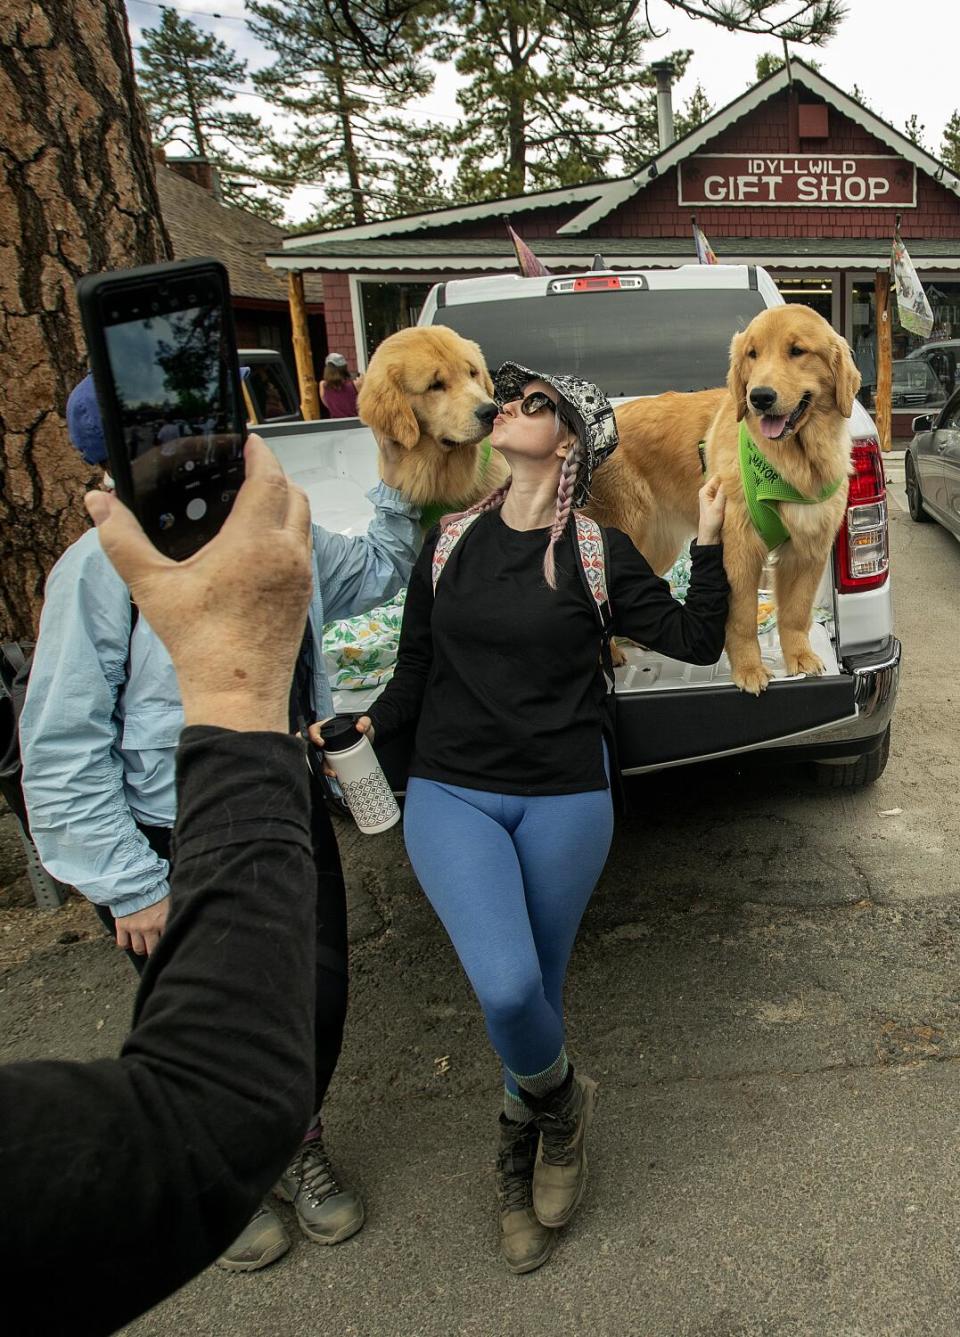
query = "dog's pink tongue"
xmin=759 ymin=414 xmax=788 ymax=439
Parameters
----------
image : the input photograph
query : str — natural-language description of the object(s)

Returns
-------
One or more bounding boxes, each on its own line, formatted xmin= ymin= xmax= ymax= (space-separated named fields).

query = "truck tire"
xmin=813 ymin=725 xmax=890 ymax=788
xmin=905 ymin=455 xmax=930 ymax=523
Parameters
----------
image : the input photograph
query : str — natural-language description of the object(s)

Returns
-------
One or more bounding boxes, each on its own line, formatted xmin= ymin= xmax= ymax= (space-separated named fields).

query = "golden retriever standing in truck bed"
xmin=588 ymin=304 xmax=859 ymax=693
xmin=357 ymin=325 xmax=510 ymax=511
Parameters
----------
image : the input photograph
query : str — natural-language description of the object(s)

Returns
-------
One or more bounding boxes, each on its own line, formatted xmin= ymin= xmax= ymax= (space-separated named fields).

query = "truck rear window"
xmin=433 ymin=289 xmax=768 ymax=398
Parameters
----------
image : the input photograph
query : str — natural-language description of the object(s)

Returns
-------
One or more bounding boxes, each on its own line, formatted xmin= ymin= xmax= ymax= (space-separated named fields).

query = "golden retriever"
xmin=588 ymin=305 xmax=860 ymax=693
xmin=357 ymin=325 xmax=510 ymax=509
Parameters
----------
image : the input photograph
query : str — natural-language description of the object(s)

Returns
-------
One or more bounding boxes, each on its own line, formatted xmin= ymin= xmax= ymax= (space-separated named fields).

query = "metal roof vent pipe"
xmin=651 ymin=61 xmax=675 ymax=152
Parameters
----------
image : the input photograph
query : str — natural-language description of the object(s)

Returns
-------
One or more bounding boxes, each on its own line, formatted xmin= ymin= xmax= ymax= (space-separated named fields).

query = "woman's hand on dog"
xmin=376 ymin=434 xmax=406 ymax=490
xmin=307 ymin=716 xmax=375 ymax=777
xmin=697 ymin=474 xmax=726 ymax=545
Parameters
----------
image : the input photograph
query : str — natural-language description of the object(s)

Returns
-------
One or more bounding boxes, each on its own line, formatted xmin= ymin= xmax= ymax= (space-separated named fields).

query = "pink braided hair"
xmin=543 ymin=437 xmax=585 ymax=589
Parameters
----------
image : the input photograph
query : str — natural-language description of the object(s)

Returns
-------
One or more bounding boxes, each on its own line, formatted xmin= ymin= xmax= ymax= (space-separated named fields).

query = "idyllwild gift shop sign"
xmin=679 ymin=155 xmax=916 ymax=207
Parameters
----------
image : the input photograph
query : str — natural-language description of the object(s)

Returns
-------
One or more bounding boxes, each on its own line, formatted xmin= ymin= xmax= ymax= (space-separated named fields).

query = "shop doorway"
xmin=775 ymin=276 xmax=837 ymax=325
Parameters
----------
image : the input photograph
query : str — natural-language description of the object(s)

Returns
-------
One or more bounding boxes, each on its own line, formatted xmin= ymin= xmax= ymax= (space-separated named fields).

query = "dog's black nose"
xmin=474 ymin=401 xmax=498 ymax=429
xmin=749 ymin=385 xmax=778 ymax=412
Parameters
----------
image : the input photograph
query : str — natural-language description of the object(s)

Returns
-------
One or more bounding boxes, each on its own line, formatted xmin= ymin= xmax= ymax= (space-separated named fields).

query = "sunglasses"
xmin=499 ymin=390 xmax=557 ymax=416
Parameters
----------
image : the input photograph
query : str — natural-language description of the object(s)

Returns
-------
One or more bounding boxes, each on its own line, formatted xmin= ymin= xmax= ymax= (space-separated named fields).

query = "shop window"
xmin=358 ymin=281 xmax=433 ymax=361
xmin=851 ymin=279 xmax=960 ymax=407
xmin=775 ymin=277 xmax=834 ymax=324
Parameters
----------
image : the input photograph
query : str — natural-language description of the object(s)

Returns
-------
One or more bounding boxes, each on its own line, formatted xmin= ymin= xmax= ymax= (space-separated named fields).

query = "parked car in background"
xmin=238 ymin=348 xmax=301 ymax=426
xmin=906 ymin=385 xmax=960 ymax=537
xmin=906 ymin=339 xmax=960 ymax=400
xmin=865 ymin=359 xmax=947 ymax=415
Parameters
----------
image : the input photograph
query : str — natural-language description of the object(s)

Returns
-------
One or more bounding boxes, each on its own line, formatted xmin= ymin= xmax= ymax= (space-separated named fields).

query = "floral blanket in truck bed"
xmin=323 ymin=545 xmax=833 ymax=691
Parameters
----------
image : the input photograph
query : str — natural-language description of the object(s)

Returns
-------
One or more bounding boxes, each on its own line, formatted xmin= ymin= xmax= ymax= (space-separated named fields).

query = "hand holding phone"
xmin=77 ymin=258 xmax=247 ymax=560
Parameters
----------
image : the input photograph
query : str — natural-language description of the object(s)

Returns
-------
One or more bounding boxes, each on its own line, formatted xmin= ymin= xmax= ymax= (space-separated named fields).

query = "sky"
xmin=123 ymin=0 xmax=956 ymax=226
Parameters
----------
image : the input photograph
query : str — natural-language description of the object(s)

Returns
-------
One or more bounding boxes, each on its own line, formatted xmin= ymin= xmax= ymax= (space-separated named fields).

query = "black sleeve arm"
xmin=366 ymin=530 xmax=437 ymax=742
xmin=608 ymin=530 xmax=730 ymax=666
xmin=0 ymin=727 xmax=316 ymax=1337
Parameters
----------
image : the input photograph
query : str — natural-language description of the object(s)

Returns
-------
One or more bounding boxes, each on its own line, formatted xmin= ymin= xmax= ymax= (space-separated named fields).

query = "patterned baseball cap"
xmin=492 ymin=361 xmax=619 ymax=508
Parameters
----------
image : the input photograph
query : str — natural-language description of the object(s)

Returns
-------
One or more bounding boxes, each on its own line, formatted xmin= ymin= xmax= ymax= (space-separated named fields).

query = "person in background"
xmin=2 ymin=437 xmax=319 ymax=1336
xmin=319 ymin=352 xmax=360 ymax=418
xmin=20 ymin=377 xmax=422 ymax=1273
xmin=314 ymin=364 xmax=728 ymax=1275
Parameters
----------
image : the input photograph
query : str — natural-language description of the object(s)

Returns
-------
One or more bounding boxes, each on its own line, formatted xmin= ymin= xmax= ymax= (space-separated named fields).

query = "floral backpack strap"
xmin=431 ymin=510 xmax=483 ymax=595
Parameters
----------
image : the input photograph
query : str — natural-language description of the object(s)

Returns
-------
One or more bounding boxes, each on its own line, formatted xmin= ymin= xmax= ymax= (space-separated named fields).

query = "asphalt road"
xmin=3 ymin=484 xmax=960 ymax=1336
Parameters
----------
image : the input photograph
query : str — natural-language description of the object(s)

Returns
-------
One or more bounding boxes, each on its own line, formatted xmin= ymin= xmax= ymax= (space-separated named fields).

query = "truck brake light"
xmin=573 ymin=276 xmax=622 ymax=291
xmin=833 ymin=437 xmax=889 ymax=594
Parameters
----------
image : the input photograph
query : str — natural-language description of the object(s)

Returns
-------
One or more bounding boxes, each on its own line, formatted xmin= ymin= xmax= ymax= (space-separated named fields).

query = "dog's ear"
xmin=464 ymin=337 xmax=494 ymax=396
xmin=357 ymin=365 xmax=420 ymax=449
xmin=727 ymin=331 xmax=748 ymax=422
xmin=830 ymin=332 xmax=861 ymax=419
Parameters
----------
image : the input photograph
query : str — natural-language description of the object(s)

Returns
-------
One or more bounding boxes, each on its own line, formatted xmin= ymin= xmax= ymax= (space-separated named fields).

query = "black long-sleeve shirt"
xmin=0 ymin=727 xmax=316 ymax=1337
xmin=369 ymin=512 xmax=729 ymax=796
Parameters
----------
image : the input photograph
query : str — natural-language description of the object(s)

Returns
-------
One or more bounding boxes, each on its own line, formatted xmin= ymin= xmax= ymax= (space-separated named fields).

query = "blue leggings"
xmin=403 ymin=772 xmax=614 ymax=1088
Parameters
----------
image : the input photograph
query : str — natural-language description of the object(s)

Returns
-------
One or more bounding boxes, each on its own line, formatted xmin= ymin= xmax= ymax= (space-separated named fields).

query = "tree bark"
xmin=0 ymin=0 xmax=171 ymax=639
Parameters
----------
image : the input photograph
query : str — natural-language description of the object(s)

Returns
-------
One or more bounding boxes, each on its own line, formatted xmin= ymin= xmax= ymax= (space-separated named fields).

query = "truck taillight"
xmin=833 ymin=437 xmax=889 ymax=594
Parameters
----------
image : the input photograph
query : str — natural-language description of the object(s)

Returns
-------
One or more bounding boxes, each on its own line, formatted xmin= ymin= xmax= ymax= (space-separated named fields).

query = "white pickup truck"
xmin=261 ymin=264 xmax=899 ymax=790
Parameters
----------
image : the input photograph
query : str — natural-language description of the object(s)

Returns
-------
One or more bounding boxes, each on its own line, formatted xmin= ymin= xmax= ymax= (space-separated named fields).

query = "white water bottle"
xmin=321 ymin=714 xmax=400 ymax=835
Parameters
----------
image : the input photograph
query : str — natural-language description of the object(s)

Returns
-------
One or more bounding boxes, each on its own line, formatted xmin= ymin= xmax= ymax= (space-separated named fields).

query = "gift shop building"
xmin=267 ymin=60 xmax=960 ymax=428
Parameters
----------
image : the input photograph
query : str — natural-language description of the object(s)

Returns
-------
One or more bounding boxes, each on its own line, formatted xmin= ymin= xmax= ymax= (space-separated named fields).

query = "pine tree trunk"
xmin=333 ymin=59 xmax=367 ymax=225
xmin=0 ymin=0 xmax=171 ymax=639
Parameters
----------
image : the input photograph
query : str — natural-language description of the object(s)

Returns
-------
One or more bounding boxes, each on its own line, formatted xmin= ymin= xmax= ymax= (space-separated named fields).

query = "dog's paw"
xmin=732 ymin=661 xmax=773 ymax=695
xmin=783 ymin=644 xmax=825 ymax=677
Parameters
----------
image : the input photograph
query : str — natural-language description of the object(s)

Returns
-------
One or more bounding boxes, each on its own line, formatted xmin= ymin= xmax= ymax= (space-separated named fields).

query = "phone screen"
xmin=92 ymin=266 xmax=245 ymax=560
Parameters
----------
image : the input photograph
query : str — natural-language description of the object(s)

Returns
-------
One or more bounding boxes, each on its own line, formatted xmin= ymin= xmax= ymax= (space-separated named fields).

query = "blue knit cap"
xmin=66 ymin=374 xmax=108 ymax=465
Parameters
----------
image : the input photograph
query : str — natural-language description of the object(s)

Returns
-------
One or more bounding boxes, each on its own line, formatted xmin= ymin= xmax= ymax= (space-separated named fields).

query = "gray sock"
xmin=511 ymin=1048 xmax=569 ymax=1099
xmin=503 ymin=1087 xmax=535 ymax=1123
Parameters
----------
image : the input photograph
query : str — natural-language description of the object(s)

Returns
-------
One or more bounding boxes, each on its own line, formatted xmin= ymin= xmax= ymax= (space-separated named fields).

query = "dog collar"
xmin=738 ymin=421 xmax=843 ymax=551
xmin=419 ymin=439 xmax=493 ymax=530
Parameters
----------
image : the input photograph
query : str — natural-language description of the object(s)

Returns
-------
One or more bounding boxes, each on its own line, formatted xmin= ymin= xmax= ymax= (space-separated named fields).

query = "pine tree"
xmin=434 ymin=3 xmax=691 ymax=199
xmin=675 ymin=82 xmax=713 ymax=138
xmin=942 ymin=111 xmax=960 ymax=172
xmin=247 ymin=0 xmax=446 ymax=228
xmin=849 ymin=84 xmax=872 ymax=109
xmin=136 ymin=7 xmax=286 ymax=221
xmin=1 ymin=0 xmax=170 ymax=637
xmin=903 ymin=113 xmax=927 ymax=149
xmin=753 ymin=50 xmax=820 ymax=81
xmin=662 ymin=1 xmax=843 ymax=42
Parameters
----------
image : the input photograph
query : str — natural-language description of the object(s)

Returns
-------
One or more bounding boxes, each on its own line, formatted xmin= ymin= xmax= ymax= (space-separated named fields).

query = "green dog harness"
xmin=738 ymin=421 xmax=842 ymax=551
xmin=419 ymin=439 xmax=494 ymax=532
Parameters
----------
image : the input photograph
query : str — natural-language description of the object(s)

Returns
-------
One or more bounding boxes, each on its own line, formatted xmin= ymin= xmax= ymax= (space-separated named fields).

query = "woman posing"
xmin=313 ymin=364 xmax=728 ymax=1273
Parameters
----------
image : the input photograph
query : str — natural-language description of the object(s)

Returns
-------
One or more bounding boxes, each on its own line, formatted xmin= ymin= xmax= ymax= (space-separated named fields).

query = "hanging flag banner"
xmin=505 ymin=221 xmax=551 ymax=277
xmin=891 ymin=225 xmax=933 ymax=337
xmin=692 ymin=218 xmax=718 ymax=265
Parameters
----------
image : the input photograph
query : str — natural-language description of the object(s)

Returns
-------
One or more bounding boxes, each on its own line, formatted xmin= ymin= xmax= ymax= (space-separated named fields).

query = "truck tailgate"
xmin=613 ymin=622 xmax=856 ymax=772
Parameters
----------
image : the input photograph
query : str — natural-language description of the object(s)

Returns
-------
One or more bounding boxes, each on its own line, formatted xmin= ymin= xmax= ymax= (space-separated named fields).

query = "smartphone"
xmin=76 ymin=258 xmax=246 ymax=560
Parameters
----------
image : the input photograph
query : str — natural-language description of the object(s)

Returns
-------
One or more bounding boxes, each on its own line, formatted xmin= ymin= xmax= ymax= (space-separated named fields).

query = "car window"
xmin=893 ymin=361 xmax=941 ymax=391
xmin=434 ymin=289 xmax=769 ymax=397
xmin=245 ymin=362 xmax=298 ymax=420
xmin=941 ymin=391 xmax=960 ymax=432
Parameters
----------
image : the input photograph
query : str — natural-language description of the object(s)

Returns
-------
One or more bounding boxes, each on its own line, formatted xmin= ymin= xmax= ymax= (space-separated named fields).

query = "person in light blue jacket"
xmin=20 ymin=375 xmax=421 ymax=1273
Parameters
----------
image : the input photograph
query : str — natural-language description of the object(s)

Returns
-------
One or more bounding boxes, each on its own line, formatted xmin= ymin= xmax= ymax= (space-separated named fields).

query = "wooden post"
xmin=287 ymin=270 xmax=321 ymax=421
xmin=874 ymin=270 xmax=892 ymax=452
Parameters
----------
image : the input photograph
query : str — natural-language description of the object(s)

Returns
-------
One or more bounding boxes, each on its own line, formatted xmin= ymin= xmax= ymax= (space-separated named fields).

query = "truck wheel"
xmin=813 ymin=725 xmax=891 ymax=788
xmin=905 ymin=456 xmax=930 ymax=523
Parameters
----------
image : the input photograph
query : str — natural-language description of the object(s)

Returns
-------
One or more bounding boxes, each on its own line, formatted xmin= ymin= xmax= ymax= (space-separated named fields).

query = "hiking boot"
xmin=520 ymin=1068 xmax=598 ymax=1228
xmin=275 ymin=1127 xmax=365 ymax=1245
xmin=496 ymin=1114 xmax=555 ymax=1274
xmin=216 ymin=1203 xmax=290 ymax=1272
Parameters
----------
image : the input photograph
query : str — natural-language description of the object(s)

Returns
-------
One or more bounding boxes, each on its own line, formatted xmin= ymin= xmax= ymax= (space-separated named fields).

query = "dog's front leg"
xmin=773 ymin=545 xmax=826 ymax=677
xmin=723 ymin=532 xmax=770 ymax=695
